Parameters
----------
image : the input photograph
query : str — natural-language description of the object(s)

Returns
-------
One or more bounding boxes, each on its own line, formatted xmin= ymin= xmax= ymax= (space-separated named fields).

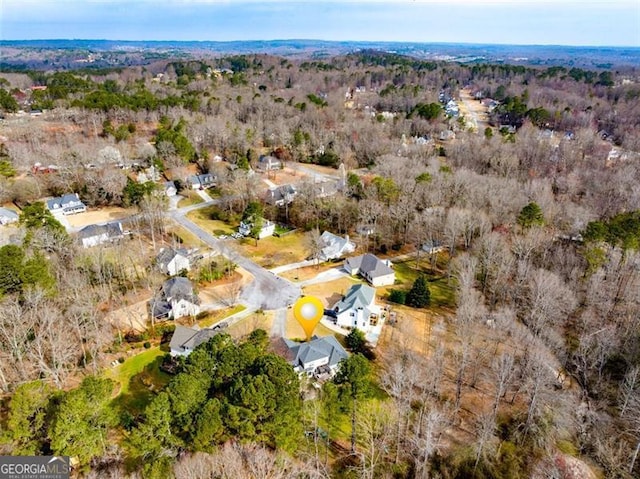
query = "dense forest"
xmin=0 ymin=50 xmax=640 ymax=478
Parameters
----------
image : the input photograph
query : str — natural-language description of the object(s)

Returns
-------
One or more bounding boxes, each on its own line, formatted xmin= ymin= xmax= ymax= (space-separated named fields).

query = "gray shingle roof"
xmin=283 ymin=335 xmax=348 ymax=370
xmin=333 ymin=283 xmax=376 ymax=313
xmin=77 ymin=222 xmax=123 ymax=240
xmin=345 ymin=253 xmax=393 ymax=278
xmin=162 ymin=277 xmax=199 ymax=304
xmin=170 ymin=325 xmax=219 ymax=354
xmin=156 ymin=247 xmax=189 ymax=269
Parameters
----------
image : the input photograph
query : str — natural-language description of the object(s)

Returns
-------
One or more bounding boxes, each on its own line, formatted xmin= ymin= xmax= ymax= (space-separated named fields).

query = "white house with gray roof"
xmin=169 ymin=325 xmax=219 ymax=357
xmin=332 ymin=283 xmax=382 ymax=331
xmin=319 ymin=231 xmax=355 ymax=262
xmin=46 ymin=193 xmax=86 ymax=216
xmin=150 ymin=277 xmax=200 ymax=321
xmin=0 ymin=207 xmax=19 ymax=225
xmin=276 ymin=335 xmax=348 ymax=379
xmin=188 ymin=173 xmax=216 ymax=190
xmin=344 ymin=253 xmax=394 ymax=287
xmin=77 ymin=222 xmax=124 ymax=248
xmin=156 ymin=247 xmax=191 ymax=276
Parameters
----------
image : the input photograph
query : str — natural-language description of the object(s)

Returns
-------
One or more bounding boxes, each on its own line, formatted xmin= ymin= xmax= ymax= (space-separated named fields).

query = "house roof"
xmin=320 ymin=231 xmax=354 ymax=260
xmin=266 ymin=184 xmax=296 ymax=203
xmin=156 ymin=247 xmax=189 ymax=268
xmin=46 ymin=193 xmax=83 ymax=210
xmin=161 ymin=277 xmax=199 ymax=304
xmin=333 ymin=283 xmax=376 ymax=313
xmin=282 ymin=335 xmax=348 ymax=369
xmin=169 ymin=325 xmax=219 ymax=353
xmin=188 ymin=174 xmax=215 ymax=186
xmin=345 ymin=253 xmax=393 ymax=278
xmin=0 ymin=208 xmax=19 ymax=220
xmin=77 ymin=222 xmax=123 ymax=240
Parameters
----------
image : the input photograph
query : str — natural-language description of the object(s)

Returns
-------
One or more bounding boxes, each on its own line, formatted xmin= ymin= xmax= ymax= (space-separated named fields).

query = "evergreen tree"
xmin=406 ymin=275 xmax=431 ymax=308
xmin=48 ymin=377 xmax=116 ymax=468
xmin=517 ymin=202 xmax=545 ymax=229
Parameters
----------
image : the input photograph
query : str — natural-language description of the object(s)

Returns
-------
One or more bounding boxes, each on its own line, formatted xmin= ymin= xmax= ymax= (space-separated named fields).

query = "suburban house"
xmin=274 ymin=335 xmax=348 ymax=379
xmin=77 ymin=222 xmax=124 ymax=248
xmin=0 ymin=207 xmax=19 ymax=225
xmin=318 ymin=231 xmax=355 ymax=261
xmin=136 ymin=165 xmax=161 ymax=183
xmin=238 ymin=219 xmax=275 ymax=239
xmin=150 ymin=277 xmax=200 ymax=321
xmin=188 ymin=173 xmax=216 ymax=190
xmin=164 ymin=181 xmax=177 ymax=197
xmin=344 ymin=253 xmax=395 ymax=287
xmin=156 ymin=247 xmax=191 ymax=276
xmin=356 ymin=224 xmax=375 ymax=236
xmin=422 ymin=240 xmax=446 ymax=254
xmin=256 ymin=155 xmax=281 ymax=171
xmin=46 ymin=193 xmax=87 ymax=215
xmin=169 ymin=325 xmax=219 ymax=357
xmin=265 ymin=184 xmax=297 ymax=207
xmin=332 ymin=284 xmax=382 ymax=331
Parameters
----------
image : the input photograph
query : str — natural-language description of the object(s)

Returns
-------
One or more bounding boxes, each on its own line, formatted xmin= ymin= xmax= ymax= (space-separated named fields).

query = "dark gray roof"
xmin=284 ymin=335 xmax=348 ymax=369
xmin=266 ymin=184 xmax=296 ymax=204
xmin=46 ymin=193 xmax=84 ymax=210
xmin=156 ymin=247 xmax=189 ymax=268
xmin=333 ymin=283 xmax=376 ymax=313
xmin=170 ymin=325 xmax=219 ymax=353
xmin=162 ymin=277 xmax=199 ymax=304
xmin=345 ymin=253 xmax=393 ymax=278
xmin=151 ymin=299 xmax=172 ymax=318
xmin=189 ymin=174 xmax=216 ymax=186
xmin=77 ymin=222 xmax=123 ymax=239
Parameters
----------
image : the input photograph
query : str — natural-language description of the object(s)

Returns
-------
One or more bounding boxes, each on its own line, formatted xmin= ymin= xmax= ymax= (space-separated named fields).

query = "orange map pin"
xmin=293 ymin=296 xmax=324 ymax=341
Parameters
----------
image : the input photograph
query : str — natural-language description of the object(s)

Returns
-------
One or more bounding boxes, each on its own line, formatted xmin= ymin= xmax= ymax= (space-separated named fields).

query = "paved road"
xmin=169 ymin=208 xmax=301 ymax=311
xmin=458 ymin=89 xmax=489 ymax=133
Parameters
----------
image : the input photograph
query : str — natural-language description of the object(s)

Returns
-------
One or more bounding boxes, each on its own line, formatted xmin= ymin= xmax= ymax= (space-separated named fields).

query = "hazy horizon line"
xmin=3 ymin=38 xmax=639 ymax=49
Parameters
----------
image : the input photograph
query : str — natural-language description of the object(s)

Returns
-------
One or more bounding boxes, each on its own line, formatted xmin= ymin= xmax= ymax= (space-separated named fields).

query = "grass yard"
xmin=167 ymin=225 xmax=202 ymax=248
xmin=384 ymin=258 xmax=456 ymax=309
xmin=186 ymin=206 xmax=237 ymax=236
xmin=279 ymin=262 xmax=338 ymax=282
xmin=285 ymin=310 xmax=342 ymax=339
xmin=177 ymin=191 xmax=204 ymax=208
xmin=198 ymin=304 xmax=246 ymax=328
xmin=106 ymin=346 xmax=171 ymax=415
xmin=301 ymin=277 xmax=361 ymax=307
xmin=237 ymin=231 xmax=309 ymax=268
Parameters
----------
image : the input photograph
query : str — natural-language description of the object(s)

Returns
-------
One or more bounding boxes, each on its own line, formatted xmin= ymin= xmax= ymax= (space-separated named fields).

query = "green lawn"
xmin=237 ymin=231 xmax=308 ymax=267
xmin=198 ymin=304 xmax=246 ymax=328
xmin=386 ymin=258 xmax=456 ymax=308
xmin=186 ymin=206 xmax=237 ymax=236
xmin=106 ymin=347 xmax=171 ymax=415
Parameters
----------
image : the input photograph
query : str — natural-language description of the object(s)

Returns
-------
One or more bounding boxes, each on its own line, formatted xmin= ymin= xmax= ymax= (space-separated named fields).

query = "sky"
xmin=1 ymin=0 xmax=639 ymax=47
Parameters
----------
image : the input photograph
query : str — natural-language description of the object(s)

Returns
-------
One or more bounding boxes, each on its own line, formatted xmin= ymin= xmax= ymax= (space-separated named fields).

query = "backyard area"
xmin=105 ymin=346 xmax=171 ymax=415
xmin=381 ymin=256 xmax=456 ymax=310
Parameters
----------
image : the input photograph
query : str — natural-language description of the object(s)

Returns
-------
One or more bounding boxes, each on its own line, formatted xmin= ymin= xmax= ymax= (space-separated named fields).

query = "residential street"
xmin=168 ymin=206 xmax=301 ymax=310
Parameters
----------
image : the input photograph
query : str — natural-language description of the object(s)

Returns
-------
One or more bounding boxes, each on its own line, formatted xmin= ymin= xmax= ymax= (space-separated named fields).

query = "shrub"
xmin=389 ymin=289 xmax=407 ymax=305
xmin=143 ymin=342 xmax=151 ymax=349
